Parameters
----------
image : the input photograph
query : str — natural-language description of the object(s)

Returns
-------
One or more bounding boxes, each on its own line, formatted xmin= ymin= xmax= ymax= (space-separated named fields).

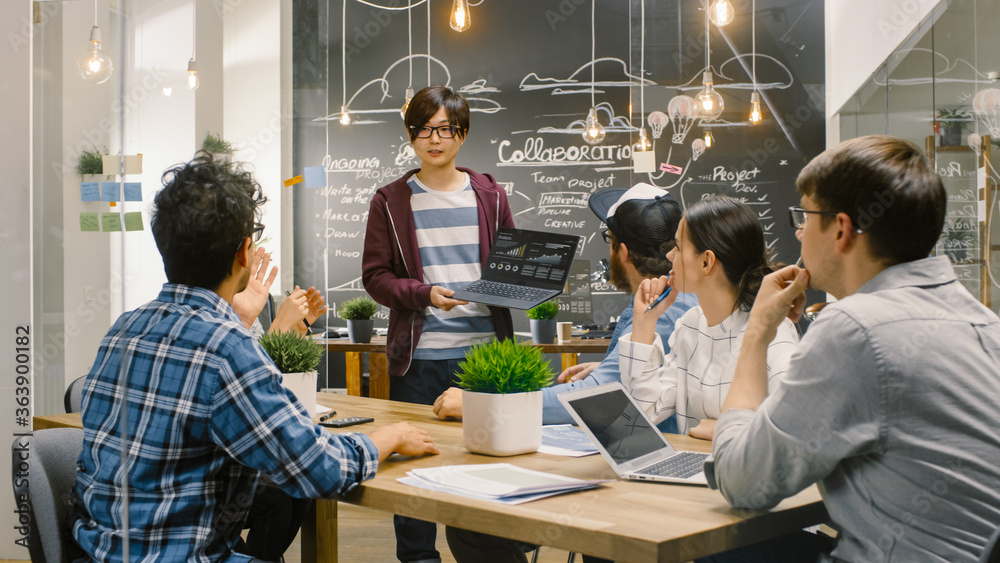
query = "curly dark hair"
xmin=685 ymin=196 xmax=774 ymax=312
xmin=151 ymin=151 xmax=266 ymax=290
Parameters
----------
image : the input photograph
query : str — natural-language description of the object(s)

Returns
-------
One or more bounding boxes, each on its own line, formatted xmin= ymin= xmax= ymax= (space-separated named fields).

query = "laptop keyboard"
xmin=641 ymin=451 xmax=708 ymax=479
xmin=463 ymin=280 xmax=551 ymax=301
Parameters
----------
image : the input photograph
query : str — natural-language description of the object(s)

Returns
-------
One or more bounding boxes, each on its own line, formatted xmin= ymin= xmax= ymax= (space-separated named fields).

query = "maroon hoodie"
xmin=361 ymin=167 xmax=515 ymax=377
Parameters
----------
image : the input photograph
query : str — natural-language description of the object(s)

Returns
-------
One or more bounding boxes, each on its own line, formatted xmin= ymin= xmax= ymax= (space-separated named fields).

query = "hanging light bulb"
xmin=400 ymin=86 xmax=414 ymax=120
xmin=339 ymin=105 xmax=352 ymax=126
xmin=695 ymin=71 xmax=725 ymax=121
xmin=186 ymin=58 xmax=200 ymax=90
xmin=709 ymin=0 xmax=735 ymax=26
xmin=749 ymin=91 xmax=763 ymax=124
xmin=704 ymin=129 xmax=714 ymax=148
xmin=582 ymin=107 xmax=606 ymax=145
xmin=633 ymin=127 xmax=652 ymax=152
xmin=77 ymin=26 xmax=113 ymax=84
xmin=450 ymin=0 xmax=471 ymax=32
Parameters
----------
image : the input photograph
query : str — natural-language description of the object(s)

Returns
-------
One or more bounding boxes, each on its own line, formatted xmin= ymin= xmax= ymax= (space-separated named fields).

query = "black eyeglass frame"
xmin=237 ymin=223 xmax=265 ymax=253
xmin=788 ymin=206 xmax=842 ymax=230
xmin=601 ymin=228 xmax=613 ymax=244
xmin=409 ymin=125 xmax=460 ymax=139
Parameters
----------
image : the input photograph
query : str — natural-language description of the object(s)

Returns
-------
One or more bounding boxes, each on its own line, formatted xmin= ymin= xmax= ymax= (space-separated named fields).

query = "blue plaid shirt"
xmin=70 ymin=284 xmax=379 ymax=562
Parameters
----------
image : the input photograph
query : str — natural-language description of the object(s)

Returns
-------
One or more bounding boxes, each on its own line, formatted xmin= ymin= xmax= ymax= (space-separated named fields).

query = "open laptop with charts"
xmin=451 ymin=228 xmax=581 ymax=310
xmin=558 ymin=382 xmax=709 ymax=485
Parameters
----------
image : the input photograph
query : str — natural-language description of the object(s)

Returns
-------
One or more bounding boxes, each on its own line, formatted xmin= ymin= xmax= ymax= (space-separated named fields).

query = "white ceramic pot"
xmin=462 ymin=389 xmax=542 ymax=456
xmin=282 ymin=370 xmax=318 ymax=418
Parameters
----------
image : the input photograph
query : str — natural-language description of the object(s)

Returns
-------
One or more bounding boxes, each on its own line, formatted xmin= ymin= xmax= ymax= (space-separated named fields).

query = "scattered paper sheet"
xmin=400 ymin=463 xmax=607 ymax=504
xmin=538 ymin=424 xmax=599 ymax=457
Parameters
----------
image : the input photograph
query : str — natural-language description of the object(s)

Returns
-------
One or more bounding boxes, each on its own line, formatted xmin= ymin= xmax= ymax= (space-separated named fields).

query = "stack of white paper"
xmin=399 ymin=463 xmax=608 ymax=505
xmin=538 ymin=424 xmax=599 ymax=457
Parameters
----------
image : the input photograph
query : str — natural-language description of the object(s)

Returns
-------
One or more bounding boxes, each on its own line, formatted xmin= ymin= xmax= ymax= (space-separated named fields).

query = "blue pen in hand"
xmin=643 ymin=279 xmax=672 ymax=314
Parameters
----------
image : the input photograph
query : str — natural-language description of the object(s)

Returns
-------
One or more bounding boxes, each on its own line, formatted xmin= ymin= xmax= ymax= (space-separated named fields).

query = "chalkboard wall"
xmin=292 ymin=0 xmax=827 ymax=334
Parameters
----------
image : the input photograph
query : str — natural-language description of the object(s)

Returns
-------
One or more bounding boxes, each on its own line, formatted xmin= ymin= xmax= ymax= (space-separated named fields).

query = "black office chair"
xmin=980 ymin=522 xmax=1000 ymax=563
xmin=63 ymin=376 xmax=86 ymax=413
xmin=11 ymin=428 xmax=85 ymax=563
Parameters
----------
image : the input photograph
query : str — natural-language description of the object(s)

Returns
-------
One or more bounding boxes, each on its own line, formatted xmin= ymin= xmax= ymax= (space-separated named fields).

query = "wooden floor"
xmin=2 ymin=502 xmax=578 ymax=563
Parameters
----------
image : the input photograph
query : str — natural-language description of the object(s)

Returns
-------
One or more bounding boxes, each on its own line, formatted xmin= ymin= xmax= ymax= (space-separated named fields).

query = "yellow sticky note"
xmin=101 ymin=212 xmax=122 ymax=232
xmin=102 ymin=155 xmax=120 ymax=176
xmin=124 ymin=154 xmax=143 ymax=174
xmin=124 ymin=212 xmax=144 ymax=231
xmin=284 ymin=175 xmax=303 ymax=187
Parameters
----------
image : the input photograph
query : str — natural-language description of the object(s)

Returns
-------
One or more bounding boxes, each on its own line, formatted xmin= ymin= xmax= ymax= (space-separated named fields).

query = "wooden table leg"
xmin=346 ymin=352 xmax=362 ymax=396
xmin=369 ymin=353 xmax=390 ymax=399
xmin=561 ymin=352 xmax=578 ymax=372
xmin=300 ymin=498 xmax=338 ymax=563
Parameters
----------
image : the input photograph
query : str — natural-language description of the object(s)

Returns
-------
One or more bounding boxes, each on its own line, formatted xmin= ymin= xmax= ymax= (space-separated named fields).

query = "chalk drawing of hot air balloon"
xmin=968 ymin=133 xmax=982 ymax=154
xmin=973 ymin=88 xmax=1000 ymax=137
xmin=691 ymin=138 xmax=706 ymax=161
xmin=647 ymin=111 xmax=669 ymax=140
xmin=667 ymin=95 xmax=698 ymax=144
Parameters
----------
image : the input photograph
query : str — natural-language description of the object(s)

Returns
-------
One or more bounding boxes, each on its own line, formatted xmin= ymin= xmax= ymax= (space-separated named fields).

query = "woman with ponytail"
xmin=619 ymin=196 xmax=799 ymax=440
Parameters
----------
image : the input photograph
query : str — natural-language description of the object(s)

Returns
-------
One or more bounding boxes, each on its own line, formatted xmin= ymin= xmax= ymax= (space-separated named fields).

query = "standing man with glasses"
xmin=362 ymin=85 xmax=515 ymax=563
xmin=71 ymin=152 xmax=438 ymax=562
xmin=699 ymin=135 xmax=1000 ymax=562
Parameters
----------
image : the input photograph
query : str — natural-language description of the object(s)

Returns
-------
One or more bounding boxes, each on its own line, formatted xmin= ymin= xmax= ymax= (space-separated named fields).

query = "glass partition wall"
xmin=836 ymin=0 xmax=1000 ymax=312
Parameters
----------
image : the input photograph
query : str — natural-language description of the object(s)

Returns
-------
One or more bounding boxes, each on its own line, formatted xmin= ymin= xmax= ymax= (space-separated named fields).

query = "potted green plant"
xmin=937 ymin=106 xmax=973 ymax=147
xmin=77 ymin=145 xmax=107 ymax=177
xmin=338 ymin=296 xmax=379 ymax=343
xmin=941 ymin=229 xmax=976 ymax=263
xmin=258 ymin=330 xmax=325 ymax=417
xmin=456 ymin=338 xmax=552 ymax=456
xmin=526 ymin=300 xmax=559 ymax=344
xmin=202 ymin=132 xmax=236 ymax=158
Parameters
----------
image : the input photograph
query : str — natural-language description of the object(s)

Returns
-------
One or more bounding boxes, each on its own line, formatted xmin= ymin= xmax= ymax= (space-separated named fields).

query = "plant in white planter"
xmin=456 ymin=339 xmax=552 ymax=456
xmin=258 ymin=330 xmax=325 ymax=417
xmin=338 ymin=296 xmax=378 ymax=343
xmin=526 ymin=300 xmax=559 ymax=344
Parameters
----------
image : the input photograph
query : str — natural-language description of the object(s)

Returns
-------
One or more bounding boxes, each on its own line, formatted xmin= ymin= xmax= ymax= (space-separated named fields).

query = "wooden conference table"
xmin=322 ymin=336 xmax=611 ymax=400
xmin=36 ymin=393 xmax=826 ymax=562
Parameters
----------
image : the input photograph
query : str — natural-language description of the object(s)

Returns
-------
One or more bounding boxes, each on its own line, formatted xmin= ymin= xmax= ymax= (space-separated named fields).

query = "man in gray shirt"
xmin=706 ymin=135 xmax=1000 ymax=562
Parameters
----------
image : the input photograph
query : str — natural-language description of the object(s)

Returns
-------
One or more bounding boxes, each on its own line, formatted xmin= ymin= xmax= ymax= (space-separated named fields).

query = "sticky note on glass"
xmin=80 ymin=212 xmax=99 ymax=232
xmin=283 ymin=175 xmax=303 ymax=187
xmin=101 ymin=182 xmax=120 ymax=202
xmin=123 ymin=182 xmax=142 ymax=201
xmin=124 ymin=212 xmax=143 ymax=231
xmin=124 ymin=154 xmax=142 ymax=174
xmin=102 ymin=212 xmax=122 ymax=232
xmin=81 ymin=182 xmax=100 ymax=202
xmin=102 ymin=155 xmax=119 ymax=175
xmin=304 ymin=166 xmax=326 ymax=188
xmin=633 ymin=152 xmax=656 ymax=173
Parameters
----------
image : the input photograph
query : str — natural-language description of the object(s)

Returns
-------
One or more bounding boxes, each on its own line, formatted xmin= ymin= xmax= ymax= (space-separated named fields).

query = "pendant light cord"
xmin=427 ymin=0 xmax=431 ymax=85
xmin=342 ymin=0 xmax=347 ymax=106
xmin=640 ymin=0 xmax=645 ymax=120
xmin=751 ymin=0 xmax=756 ymax=87
xmin=590 ymin=0 xmax=597 ymax=107
xmin=407 ymin=0 xmax=412 ymax=87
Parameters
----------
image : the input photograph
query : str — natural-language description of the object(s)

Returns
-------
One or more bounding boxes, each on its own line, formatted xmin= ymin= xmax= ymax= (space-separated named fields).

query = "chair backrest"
xmin=981 ymin=522 xmax=1000 ymax=563
xmin=257 ymin=293 xmax=276 ymax=333
xmin=64 ymin=376 xmax=86 ymax=413
xmin=11 ymin=428 xmax=85 ymax=563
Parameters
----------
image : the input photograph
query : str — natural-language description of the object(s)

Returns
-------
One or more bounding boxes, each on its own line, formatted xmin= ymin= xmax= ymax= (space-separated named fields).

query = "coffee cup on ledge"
xmin=557 ymin=322 xmax=573 ymax=343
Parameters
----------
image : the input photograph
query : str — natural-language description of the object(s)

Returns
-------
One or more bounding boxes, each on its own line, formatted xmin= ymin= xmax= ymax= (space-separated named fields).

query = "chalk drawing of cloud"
xmin=536 ymin=102 xmax=638 ymax=135
xmin=520 ymin=57 xmax=655 ymax=95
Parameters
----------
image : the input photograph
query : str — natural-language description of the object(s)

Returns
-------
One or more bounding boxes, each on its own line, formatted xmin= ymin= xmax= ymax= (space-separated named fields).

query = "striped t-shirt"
xmin=409 ymin=174 xmax=495 ymax=359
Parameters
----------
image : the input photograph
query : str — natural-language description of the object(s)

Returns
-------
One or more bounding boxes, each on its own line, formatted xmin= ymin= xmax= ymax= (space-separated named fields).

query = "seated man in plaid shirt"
xmin=69 ymin=152 xmax=438 ymax=562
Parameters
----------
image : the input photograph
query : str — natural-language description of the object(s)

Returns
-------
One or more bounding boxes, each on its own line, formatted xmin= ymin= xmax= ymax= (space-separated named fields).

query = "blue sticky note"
xmin=101 ymin=182 xmax=120 ymax=202
xmin=304 ymin=166 xmax=326 ymax=189
xmin=81 ymin=182 xmax=100 ymax=202
xmin=124 ymin=182 xmax=142 ymax=201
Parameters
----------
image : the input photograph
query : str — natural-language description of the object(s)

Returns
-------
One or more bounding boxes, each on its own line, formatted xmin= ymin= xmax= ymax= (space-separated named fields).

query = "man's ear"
xmin=833 ymin=213 xmax=859 ymax=253
xmin=617 ymin=242 xmax=630 ymax=264
xmin=235 ymin=238 xmax=251 ymax=268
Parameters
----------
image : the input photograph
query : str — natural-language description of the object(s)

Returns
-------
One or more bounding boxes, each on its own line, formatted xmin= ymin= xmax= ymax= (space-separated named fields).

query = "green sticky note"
xmin=124 ymin=212 xmax=144 ymax=231
xmin=80 ymin=212 xmax=99 ymax=232
xmin=102 ymin=212 xmax=122 ymax=232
